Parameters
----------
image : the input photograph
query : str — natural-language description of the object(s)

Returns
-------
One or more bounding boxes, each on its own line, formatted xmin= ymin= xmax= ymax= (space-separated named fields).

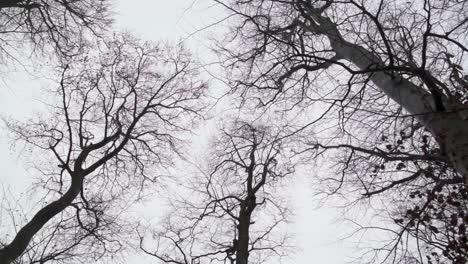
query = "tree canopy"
xmin=0 ymin=1 xmax=467 ymax=264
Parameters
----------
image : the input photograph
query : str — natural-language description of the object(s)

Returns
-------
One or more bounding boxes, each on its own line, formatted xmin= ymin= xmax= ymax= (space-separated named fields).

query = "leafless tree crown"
xmin=140 ymin=121 xmax=294 ymax=264
xmin=0 ymin=0 xmax=112 ymax=59
xmin=215 ymin=0 xmax=468 ymax=263
xmin=0 ymin=34 xmax=207 ymax=264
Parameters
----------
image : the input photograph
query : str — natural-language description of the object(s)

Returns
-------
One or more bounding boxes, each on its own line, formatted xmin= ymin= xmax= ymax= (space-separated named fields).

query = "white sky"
xmin=0 ymin=1 xmax=356 ymax=263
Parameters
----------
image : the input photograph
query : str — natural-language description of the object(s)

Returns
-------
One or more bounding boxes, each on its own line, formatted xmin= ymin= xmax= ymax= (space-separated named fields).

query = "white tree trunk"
xmin=301 ymin=9 xmax=468 ymax=185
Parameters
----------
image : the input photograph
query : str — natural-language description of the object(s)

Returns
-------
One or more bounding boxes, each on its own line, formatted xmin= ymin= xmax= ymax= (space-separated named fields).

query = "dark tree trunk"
xmin=236 ymin=195 xmax=256 ymax=264
xmin=236 ymin=213 xmax=251 ymax=264
xmin=0 ymin=173 xmax=83 ymax=264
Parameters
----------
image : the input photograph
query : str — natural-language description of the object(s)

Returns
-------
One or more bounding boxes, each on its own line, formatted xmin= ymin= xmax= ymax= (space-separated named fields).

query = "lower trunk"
xmin=0 ymin=173 xmax=83 ymax=264
xmin=429 ymin=113 xmax=468 ymax=185
xmin=236 ymin=213 xmax=251 ymax=264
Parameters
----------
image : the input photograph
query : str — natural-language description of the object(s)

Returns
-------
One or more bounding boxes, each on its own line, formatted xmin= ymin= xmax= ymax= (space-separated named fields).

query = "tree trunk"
xmin=0 ymin=173 xmax=83 ymax=264
xmin=334 ymin=38 xmax=468 ymax=184
xmin=301 ymin=10 xmax=468 ymax=185
xmin=236 ymin=211 xmax=251 ymax=264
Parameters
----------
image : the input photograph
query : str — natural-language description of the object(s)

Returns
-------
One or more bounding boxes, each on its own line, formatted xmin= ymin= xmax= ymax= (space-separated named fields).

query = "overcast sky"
xmin=0 ymin=1 xmax=355 ymax=263
xmin=116 ymin=1 xmax=353 ymax=263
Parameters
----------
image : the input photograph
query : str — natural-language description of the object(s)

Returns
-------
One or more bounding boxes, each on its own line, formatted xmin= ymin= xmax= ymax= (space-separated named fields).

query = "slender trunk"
xmin=0 ymin=173 xmax=83 ymax=264
xmin=236 ymin=210 xmax=251 ymax=264
xmin=304 ymin=11 xmax=468 ymax=185
xmin=236 ymin=193 xmax=257 ymax=264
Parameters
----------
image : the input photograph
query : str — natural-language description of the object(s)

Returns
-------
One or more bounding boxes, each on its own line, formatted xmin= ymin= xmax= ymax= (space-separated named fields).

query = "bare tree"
xmin=0 ymin=34 xmax=207 ymax=264
xmin=0 ymin=0 xmax=112 ymax=59
xmin=217 ymin=0 xmax=468 ymax=184
xmin=1 ymin=187 xmax=127 ymax=264
xmin=140 ymin=120 xmax=294 ymax=264
xmin=214 ymin=0 xmax=468 ymax=263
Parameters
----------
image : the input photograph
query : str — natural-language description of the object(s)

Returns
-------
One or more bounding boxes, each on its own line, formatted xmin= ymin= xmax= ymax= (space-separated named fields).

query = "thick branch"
xmin=0 ymin=172 xmax=83 ymax=264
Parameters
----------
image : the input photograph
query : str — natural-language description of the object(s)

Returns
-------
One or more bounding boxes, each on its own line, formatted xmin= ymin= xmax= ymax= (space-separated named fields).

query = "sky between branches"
xmin=0 ymin=1 xmax=356 ymax=263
